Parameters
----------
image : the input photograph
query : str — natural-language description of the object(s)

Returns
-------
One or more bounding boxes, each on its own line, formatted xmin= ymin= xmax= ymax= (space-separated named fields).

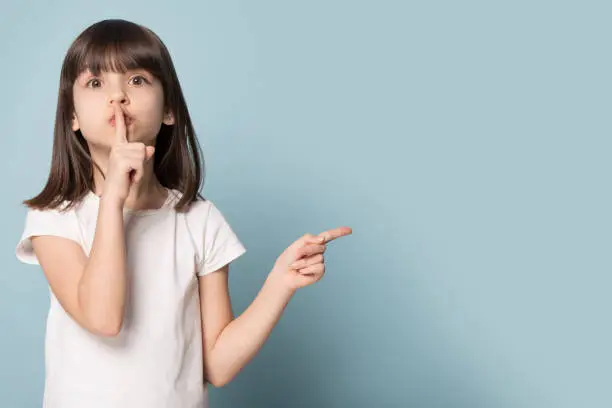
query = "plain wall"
xmin=1 ymin=1 xmax=610 ymax=407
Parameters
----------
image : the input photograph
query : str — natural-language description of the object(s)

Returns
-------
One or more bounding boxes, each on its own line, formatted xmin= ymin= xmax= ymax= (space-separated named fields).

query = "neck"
xmin=90 ymin=149 xmax=167 ymax=211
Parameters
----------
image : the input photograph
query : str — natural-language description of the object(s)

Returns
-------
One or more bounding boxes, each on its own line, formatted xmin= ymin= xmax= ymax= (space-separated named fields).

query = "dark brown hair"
xmin=24 ymin=19 xmax=205 ymax=212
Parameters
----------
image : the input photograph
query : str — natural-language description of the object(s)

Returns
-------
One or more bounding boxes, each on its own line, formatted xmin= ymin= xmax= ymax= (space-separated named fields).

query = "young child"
xmin=15 ymin=19 xmax=351 ymax=408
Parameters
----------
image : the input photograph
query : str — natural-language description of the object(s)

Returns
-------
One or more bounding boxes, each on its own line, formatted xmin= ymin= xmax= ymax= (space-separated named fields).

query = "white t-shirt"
xmin=15 ymin=189 xmax=247 ymax=408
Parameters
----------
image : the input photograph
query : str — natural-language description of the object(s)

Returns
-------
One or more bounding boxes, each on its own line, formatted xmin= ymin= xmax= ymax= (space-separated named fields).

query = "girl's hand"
xmin=269 ymin=226 xmax=352 ymax=291
xmin=103 ymin=104 xmax=155 ymax=203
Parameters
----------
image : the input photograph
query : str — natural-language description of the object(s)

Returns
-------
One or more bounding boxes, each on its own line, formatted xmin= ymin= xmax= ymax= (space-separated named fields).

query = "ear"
xmin=162 ymin=110 xmax=175 ymax=126
xmin=71 ymin=113 xmax=80 ymax=132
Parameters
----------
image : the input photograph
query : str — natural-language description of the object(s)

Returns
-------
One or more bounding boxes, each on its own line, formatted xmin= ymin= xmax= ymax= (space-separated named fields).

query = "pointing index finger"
xmin=318 ymin=226 xmax=352 ymax=244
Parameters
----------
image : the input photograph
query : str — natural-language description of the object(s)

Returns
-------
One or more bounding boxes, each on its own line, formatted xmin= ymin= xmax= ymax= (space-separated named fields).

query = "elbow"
xmin=206 ymin=367 xmax=234 ymax=388
xmin=93 ymin=322 xmax=122 ymax=337
xmin=207 ymin=373 xmax=230 ymax=388
xmin=208 ymin=378 xmax=231 ymax=388
xmin=208 ymin=379 xmax=226 ymax=388
xmin=88 ymin=316 xmax=124 ymax=337
xmin=78 ymin=296 xmax=124 ymax=337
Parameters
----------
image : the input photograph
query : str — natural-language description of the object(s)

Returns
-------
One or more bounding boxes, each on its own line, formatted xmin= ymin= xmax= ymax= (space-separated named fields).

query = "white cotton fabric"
xmin=15 ymin=189 xmax=246 ymax=408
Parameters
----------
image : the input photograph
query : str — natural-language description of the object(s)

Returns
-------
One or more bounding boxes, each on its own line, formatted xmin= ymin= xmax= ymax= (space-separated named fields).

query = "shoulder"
xmin=20 ymin=194 xmax=95 ymax=240
xmin=185 ymin=195 xmax=214 ymax=213
xmin=23 ymin=199 xmax=81 ymax=224
xmin=17 ymin=200 xmax=86 ymax=265
xmin=23 ymin=193 xmax=94 ymax=223
xmin=181 ymin=197 xmax=238 ymax=241
xmin=178 ymin=194 xmax=212 ymax=222
xmin=178 ymin=195 xmax=240 ymax=238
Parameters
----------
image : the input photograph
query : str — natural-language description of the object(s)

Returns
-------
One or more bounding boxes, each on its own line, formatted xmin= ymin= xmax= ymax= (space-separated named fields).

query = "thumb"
xmin=145 ymin=146 xmax=155 ymax=161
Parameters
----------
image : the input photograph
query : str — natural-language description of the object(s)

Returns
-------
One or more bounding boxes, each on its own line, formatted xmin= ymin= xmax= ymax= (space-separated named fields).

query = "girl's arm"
xmin=198 ymin=266 xmax=295 ymax=388
xmin=199 ymin=227 xmax=351 ymax=387
xmin=32 ymin=195 xmax=127 ymax=336
xmin=31 ymin=107 xmax=154 ymax=337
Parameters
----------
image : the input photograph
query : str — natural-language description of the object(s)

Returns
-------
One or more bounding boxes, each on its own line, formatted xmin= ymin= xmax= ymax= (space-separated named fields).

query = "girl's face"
xmin=71 ymin=68 xmax=174 ymax=148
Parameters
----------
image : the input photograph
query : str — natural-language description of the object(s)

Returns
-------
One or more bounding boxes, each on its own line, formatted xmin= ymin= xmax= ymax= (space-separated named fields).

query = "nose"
xmin=108 ymin=87 xmax=129 ymax=106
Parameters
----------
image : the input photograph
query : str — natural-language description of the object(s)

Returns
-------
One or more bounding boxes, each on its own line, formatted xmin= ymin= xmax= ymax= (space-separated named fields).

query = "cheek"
xmin=72 ymin=93 xmax=112 ymax=143
xmin=73 ymin=93 xmax=104 ymax=121
xmin=132 ymin=92 xmax=166 ymax=121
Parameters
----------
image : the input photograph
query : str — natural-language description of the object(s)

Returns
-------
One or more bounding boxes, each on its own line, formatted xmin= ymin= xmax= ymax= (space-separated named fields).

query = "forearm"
xmin=206 ymin=276 xmax=295 ymax=386
xmin=78 ymin=195 xmax=127 ymax=335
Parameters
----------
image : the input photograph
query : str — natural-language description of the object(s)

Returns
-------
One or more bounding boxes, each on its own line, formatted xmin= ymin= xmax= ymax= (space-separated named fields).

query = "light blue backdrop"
xmin=1 ymin=1 xmax=610 ymax=407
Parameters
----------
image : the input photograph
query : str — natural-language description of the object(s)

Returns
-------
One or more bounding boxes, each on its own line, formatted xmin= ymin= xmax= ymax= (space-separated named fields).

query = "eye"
xmin=129 ymin=75 xmax=150 ymax=86
xmin=86 ymin=78 xmax=101 ymax=88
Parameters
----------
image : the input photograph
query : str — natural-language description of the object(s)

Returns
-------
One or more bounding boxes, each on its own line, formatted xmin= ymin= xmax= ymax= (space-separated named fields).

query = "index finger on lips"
xmin=114 ymin=104 xmax=127 ymax=144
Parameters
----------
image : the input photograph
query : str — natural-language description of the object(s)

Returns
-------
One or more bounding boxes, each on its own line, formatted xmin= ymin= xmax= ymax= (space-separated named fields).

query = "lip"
xmin=109 ymin=114 xmax=134 ymax=127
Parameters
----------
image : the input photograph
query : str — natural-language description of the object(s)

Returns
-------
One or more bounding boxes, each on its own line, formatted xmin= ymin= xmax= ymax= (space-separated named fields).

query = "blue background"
xmin=1 ymin=1 xmax=610 ymax=407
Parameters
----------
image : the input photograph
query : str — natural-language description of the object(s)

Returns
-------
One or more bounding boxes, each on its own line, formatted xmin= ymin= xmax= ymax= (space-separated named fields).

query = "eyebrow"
xmin=78 ymin=69 xmax=153 ymax=80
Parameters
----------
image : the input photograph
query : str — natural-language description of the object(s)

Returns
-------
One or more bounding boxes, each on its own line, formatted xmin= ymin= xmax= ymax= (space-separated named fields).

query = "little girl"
xmin=15 ymin=19 xmax=351 ymax=408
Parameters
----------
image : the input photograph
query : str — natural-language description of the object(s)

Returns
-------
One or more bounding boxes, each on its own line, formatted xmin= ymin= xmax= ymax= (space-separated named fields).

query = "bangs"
xmin=33 ymin=19 xmax=203 ymax=213
xmin=64 ymin=20 xmax=167 ymax=82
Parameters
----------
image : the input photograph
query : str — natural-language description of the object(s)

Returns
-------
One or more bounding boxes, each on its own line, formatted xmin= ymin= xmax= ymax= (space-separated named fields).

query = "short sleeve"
xmin=197 ymin=201 xmax=247 ymax=276
xmin=15 ymin=207 xmax=82 ymax=265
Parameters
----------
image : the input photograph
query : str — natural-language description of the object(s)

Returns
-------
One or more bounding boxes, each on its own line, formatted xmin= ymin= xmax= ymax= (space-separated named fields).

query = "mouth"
xmin=109 ymin=115 xmax=134 ymax=127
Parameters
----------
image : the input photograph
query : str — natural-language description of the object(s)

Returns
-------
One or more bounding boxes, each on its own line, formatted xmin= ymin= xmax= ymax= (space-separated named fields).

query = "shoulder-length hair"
xmin=24 ymin=19 xmax=205 ymax=212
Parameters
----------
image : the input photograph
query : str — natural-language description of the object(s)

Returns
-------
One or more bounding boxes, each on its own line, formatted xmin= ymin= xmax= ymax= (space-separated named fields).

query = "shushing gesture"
xmin=270 ymin=226 xmax=353 ymax=291
xmin=103 ymin=104 xmax=155 ymax=203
